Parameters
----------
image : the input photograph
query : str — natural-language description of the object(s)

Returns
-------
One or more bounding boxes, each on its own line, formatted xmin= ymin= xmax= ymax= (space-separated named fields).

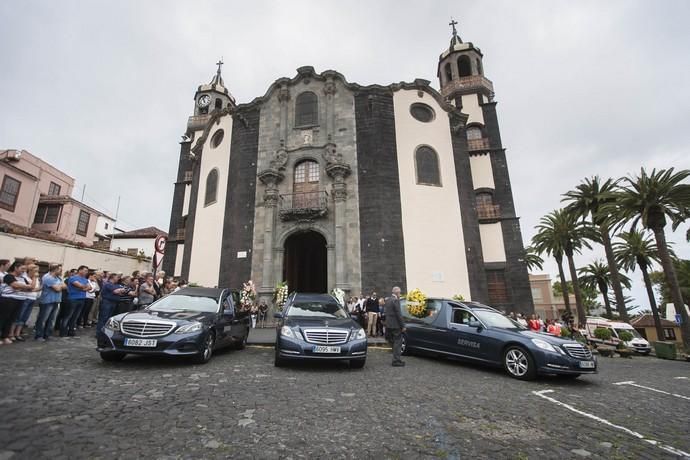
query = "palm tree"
xmin=614 ymin=230 xmax=665 ymax=340
xmin=523 ymin=245 xmax=544 ymax=272
xmin=612 ymin=168 xmax=690 ymax=349
xmin=563 ymin=176 xmax=629 ymax=320
xmin=578 ymin=260 xmax=632 ymax=319
xmin=533 ymin=209 xmax=599 ymax=324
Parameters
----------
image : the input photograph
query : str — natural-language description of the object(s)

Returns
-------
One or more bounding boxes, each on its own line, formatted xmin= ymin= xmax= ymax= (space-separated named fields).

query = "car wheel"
xmin=274 ymin=349 xmax=285 ymax=367
xmin=350 ymin=359 xmax=366 ymax=369
xmin=235 ymin=328 xmax=249 ymax=350
xmin=100 ymin=351 xmax=126 ymax=362
xmin=193 ymin=331 xmax=215 ymax=364
xmin=503 ymin=346 xmax=537 ymax=380
xmin=401 ymin=334 xmax=410 ymax=356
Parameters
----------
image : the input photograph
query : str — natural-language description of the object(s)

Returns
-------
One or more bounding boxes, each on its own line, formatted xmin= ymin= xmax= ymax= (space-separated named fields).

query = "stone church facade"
xmin=163 ymin=27 xmax=534 ymax=313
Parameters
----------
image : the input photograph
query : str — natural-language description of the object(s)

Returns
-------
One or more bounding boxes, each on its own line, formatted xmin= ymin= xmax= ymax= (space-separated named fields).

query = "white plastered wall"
xmin=182 ymin=184 xmax=191 ymax=216
xmin=174 ymin=244 xmax=184 ymax=277
xmin=479 ymin=223 xmax=506 ymax=263
xmin=188 ymin=115 xmax=233 ymax=286
xmin=393 ymin=89 xmax=471 ymax=298
xmin=469 ymin=155 xmax=495 ymax=189
xmin=461 ymin=94 xmax=484 ymax=125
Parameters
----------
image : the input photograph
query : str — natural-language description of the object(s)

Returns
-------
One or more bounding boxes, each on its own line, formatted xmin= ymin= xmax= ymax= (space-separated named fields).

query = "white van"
xmin=582 ymin=316 xmax=652 ymax=355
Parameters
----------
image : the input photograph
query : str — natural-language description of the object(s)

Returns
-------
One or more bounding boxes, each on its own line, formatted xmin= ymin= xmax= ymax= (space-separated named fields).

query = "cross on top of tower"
xmin=449 ymin=18 xmax=458 ymax=38
xmin=216 ymin=58 xmax=224 ymax=77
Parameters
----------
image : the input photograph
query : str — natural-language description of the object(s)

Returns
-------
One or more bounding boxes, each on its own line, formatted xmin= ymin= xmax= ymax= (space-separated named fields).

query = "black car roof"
xmin=171 ymin=287 xmax=226 ymax=299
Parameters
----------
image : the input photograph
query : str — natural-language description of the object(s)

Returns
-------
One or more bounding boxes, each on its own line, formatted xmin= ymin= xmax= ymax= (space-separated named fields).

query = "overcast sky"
xmin=1 ymin=0 xmax=688 ymax=309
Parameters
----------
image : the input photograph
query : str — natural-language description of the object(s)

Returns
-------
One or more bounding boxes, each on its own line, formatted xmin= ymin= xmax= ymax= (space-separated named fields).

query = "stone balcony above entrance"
xmin=187 ymin=114 xmax=212 ymax=131
xmin=278 ymin=191 xmax=328 ymax=221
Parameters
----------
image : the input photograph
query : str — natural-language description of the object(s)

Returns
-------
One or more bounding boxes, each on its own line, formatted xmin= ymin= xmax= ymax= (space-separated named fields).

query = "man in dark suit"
xmin=384 ymin=286 xmax=406 ymax=367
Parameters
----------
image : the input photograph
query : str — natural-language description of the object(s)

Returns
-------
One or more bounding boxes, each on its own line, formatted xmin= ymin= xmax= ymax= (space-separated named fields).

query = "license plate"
xmin=313 ymin=346 xmax=341 ymax=354
xmin=579 ymin=360 xmax=595 ymax=369
xmin=124 ymin=338 xmax=157 ymax=347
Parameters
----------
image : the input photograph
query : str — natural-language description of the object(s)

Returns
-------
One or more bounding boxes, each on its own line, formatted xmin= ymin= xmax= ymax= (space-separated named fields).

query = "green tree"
xmin=523 ymin=245 xmax=544 ymax=272
xmin=563 ymin=176 xmax=629 ymax=320
xmin=611 ymin=168 xmax=690 ymax=349
xmin=614 ymin=230 xmax=665 ymax=340
xmin=552 ymin=280 xmax=601 ymax=316
xmin=651 ymin=259 xmax=690 ymax=314
xmin=578 ymin=260 xmax=632 ymax=319
xmin=533 ymin=209 xmax=599 ymax=325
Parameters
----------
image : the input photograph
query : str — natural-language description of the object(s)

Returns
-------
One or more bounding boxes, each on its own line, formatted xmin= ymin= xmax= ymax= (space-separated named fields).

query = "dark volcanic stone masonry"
xmin=354 ymin=89 xmax=407 ymax=294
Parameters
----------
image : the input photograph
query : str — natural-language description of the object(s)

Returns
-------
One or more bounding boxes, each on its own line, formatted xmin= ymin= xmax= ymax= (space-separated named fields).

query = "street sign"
xmin=153 ymin=235 xmax=167 ymax=272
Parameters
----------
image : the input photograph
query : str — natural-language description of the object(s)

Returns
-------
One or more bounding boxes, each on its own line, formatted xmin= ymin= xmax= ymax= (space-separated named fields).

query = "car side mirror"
xmin=468 ymin=319 xmax=482 ymax=330
xmin=223 ymin=309 xmax=234 ymax=318
xmin=273 ymin=312 xmax=283 ymax=319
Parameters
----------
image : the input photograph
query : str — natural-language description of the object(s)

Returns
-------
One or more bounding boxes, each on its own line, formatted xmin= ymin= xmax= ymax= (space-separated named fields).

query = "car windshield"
xmin=287 ymin=302 xmax=348 ymax=319
xmin=474 ymin=310 xmax=525 ymax=329
xmin=615 ymin=328 xmax=643 ymax=339
xmin=148 ymin=295 xmax=219 ymax=313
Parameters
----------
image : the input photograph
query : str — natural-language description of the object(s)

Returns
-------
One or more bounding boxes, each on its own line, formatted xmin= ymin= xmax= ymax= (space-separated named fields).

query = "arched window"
xmin=415 ymin=146 xmax=441 ymax=186
xmin=444 ymin=63 xmax=453 ymax=83
xmin=214 ymin=98 xmax=223 ymax=110
xmin=293 ymin=160 xmax=320 ymax=208
xmin=458 ymin=56 xmax=471 ymax=77
xmin=466 ymin=126 xmax=483 ymax=140
xmin=295 ymin=92 xmax=318 ymax=127
xmin=205 ymin=169 xmax=219 ymax=206
xmin=476 ymin=58 xmax=483 ymax=75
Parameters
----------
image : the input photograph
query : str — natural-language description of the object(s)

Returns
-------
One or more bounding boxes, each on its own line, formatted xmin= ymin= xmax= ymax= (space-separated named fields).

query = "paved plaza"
xmin=1 ymin=337 xmax=689 ymax=459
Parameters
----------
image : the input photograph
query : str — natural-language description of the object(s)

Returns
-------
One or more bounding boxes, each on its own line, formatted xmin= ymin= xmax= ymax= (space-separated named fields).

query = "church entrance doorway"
xmin=283 ymin=231 xmax=327 ymax=293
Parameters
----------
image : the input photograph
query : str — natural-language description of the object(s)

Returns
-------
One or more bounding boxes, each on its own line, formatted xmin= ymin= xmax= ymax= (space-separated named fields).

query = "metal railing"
xmin=477 ymin=204 xmax=501 ymax=220
xmin=279 ymin=191 xmax=328 ymax=220
xmin=467 ymin=138 xmax=490 ymax=151
xmin=441 ymin=75 xmax=494 ymax=98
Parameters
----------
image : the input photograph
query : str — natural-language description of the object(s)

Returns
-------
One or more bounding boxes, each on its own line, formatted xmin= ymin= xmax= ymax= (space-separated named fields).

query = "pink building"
xmin=0 ymin=149 xmax=102 ymax=245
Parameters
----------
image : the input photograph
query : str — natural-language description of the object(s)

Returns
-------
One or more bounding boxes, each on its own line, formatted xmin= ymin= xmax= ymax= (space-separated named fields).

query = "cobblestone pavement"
xmin=1 ymin=337 xmax=689 ymax=459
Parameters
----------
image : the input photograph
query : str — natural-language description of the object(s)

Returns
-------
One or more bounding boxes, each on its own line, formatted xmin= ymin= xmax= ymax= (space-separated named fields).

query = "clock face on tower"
xmin=197 ymin=95 xmax=211 ymax=108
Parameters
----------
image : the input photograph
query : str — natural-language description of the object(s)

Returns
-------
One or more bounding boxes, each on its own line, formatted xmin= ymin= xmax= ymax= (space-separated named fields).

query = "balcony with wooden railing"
xmin=183 ymin=170 xmax=193 ymax=183
xmin=187 ymin=114 xmax=212 ymax=131
xmin=279 ymin=191 xmax=328 ymax=221
xmin=440 ymin=75 xmax=494 ymax=98
xmin=477 ymin=204 xmax=501 ymax=221
xmin=175 ymin=228 xmax=186 ymax=241
xmin=467 ymin=137 xmax=490 ymax=151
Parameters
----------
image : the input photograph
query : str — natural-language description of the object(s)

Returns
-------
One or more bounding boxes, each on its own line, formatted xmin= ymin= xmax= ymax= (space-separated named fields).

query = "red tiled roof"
xmin=631 ymin=314 xmax=678 ymax=328
xmin=112 ymin=226 xmax=167 ymax=239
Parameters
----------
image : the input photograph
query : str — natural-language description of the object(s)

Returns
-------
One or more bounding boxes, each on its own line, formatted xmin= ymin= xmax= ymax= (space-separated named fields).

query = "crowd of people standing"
xmin=346 ymin=292 xmax=387 ymax=338
xmin=0 ymin=256 xmax=187 ymax=346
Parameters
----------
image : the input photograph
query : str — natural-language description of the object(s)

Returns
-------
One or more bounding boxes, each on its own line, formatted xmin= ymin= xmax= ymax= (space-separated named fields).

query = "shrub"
xmin=618 ymin=331 xmax=634 ymax=342
xmin=560 ymin=327 xmax=571 ymax=338
xmin=593 ymin=327 xmax=612 ymax=341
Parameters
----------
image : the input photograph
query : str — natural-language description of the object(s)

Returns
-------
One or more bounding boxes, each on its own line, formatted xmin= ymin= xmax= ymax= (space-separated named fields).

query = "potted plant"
xmin=616 ymin=331 xmax=634 ymax=358
xmin=594 ymin=327 xmax=615 ymax=357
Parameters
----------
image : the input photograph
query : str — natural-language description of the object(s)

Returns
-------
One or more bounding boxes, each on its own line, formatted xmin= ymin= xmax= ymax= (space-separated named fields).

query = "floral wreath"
xmin=239 ymin=280 xmax=256 ymax=312
xmin=331 ymin=288 xmax=345 ymax=306
xmin=406 ymin=288 xmax=427 ymax=318
xmin=274 ymin=281 xmax=288 ymax=311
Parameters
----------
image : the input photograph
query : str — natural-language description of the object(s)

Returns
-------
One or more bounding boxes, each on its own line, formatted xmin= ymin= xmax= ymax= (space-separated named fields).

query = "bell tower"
xmin=192 ymin=59 xmax=236 ymax=116
xmin=437 ymin=19 xmax=493 ymax=108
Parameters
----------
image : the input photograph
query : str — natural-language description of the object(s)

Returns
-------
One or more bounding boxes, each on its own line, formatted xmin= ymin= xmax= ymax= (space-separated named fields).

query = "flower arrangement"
xmin=406 ymin=288 xmax=428 ymax=318
xmin=452 ymin=294 xmax=465 ymax=301
xmin=240 ymin=280 xmax=256 ymax=311
xmin=331 ymin=288 xmax=345 ymax=306
xmin=274 ymin=281 xmax=288 ymax=311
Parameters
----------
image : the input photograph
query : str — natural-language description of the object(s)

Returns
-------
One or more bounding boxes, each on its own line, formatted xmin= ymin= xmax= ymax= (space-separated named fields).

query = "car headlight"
xmin=176 ymin=322 xmax=203 ymax=334
xmin=280 ymin=326 xmax=295 ymax=338
xmin=531 ymin=338 xmax=564 ymax=354
xmin=105 ymin=317 xmax=120 ymax=331
xmin=353 ymin=328 xmax=366 ymax=340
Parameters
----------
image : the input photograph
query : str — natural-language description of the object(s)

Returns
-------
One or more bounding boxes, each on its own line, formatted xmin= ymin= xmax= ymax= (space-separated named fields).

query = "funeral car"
xmin=400 ymin=298 xmax=597 ymax=380
xmin=97 ymin=287 xmax=250 ymax=364
xmin=273 ymin=292 xmax=368 ymax=368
